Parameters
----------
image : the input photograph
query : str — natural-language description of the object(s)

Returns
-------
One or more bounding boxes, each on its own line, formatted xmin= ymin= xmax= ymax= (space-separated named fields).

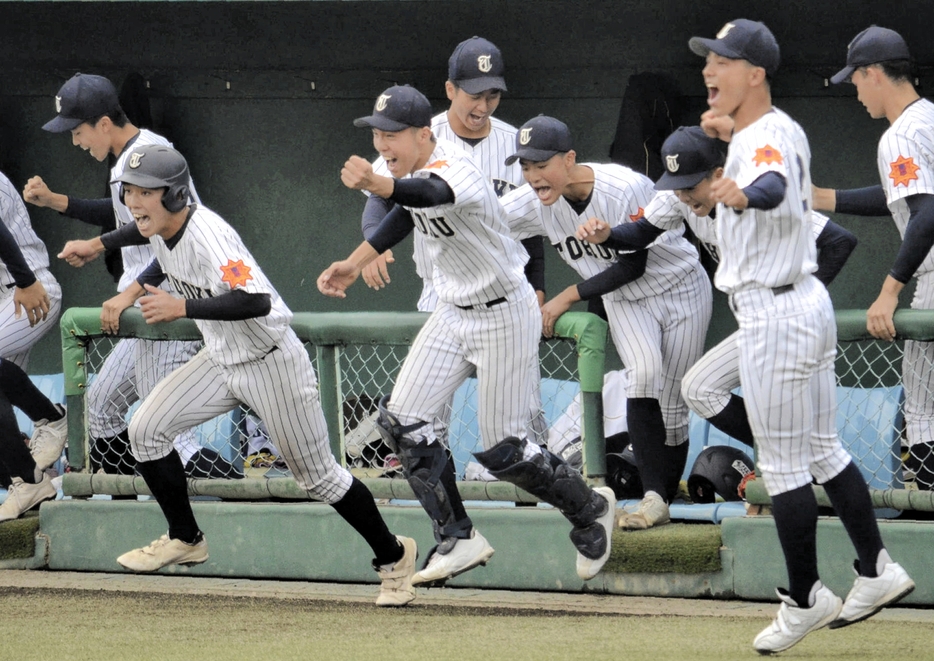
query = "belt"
xmin=455 ymin=296 xmax=507 ymax=311
xmin=771 ymin=284 xmax=794 ymax=295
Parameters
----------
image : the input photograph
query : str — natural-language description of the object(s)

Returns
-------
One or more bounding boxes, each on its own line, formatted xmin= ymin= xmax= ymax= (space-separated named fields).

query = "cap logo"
xmin=477 ymin=55 xmax=493 ymax=73
xmin=519 ymin=128 xmax=532 ymax=145
xmin=55 ymin=96 xmax=62 ymax=113
xmin=375 ymin=94 xmax=391 ymax=112
xmin=128 ymin=152 xmax=145 ymax=169
xmin=716 ymin=22 xmax=735 ymax=40
xmin=666 ymin=154 xmax=680 ymax=173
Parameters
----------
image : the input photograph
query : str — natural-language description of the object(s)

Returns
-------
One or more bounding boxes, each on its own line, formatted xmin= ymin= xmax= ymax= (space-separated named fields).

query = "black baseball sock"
xmin=821 ymin=461 xmax=884 ymax=578
xmin=771 ymin=484 xmax=820 ymax=608
xmin=331 ymin=476 xmax=403 ymax=567
xmin=0 ymin=359 xmax=63 ymax=422
xmin=135 ymin=450 xmax=201 ymax=544
xmin=706 ymin=394 xmax=755 ymax=448
xmin=0 ymin=388 xmax=37 ymax=484
xmin=626 ymin=398 xmax=669 ymax=501
xmin=661 ymin=441 xmax=690 ymax=503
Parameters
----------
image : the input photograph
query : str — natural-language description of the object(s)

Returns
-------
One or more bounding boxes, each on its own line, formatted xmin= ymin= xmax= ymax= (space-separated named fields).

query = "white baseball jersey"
xmin=723 ymin=108 xmax=850 ymax=495
xmin=130 ymin=204 xmax=352 ymax=502
xmin=398 ymin=138 xmax=529 ymax=308
xmin=110 ymin=130 xmax=200 ymax=292
xmin=370 ymin=113 xmax=523 ymax=311
xmin=149 ymin=205 xmax=292 ymax=365
xmin=877 ymin=98 xmax=934 ymax=276
xmin=876 ymin=97 xmax=934 ymax=447
xmin=0 ymin=171 xmax=62 ymax=368
xmin=505 ymin=163 xmax=700 ymax=300
xmin=715 ymin=108 xmax=817 ymax=295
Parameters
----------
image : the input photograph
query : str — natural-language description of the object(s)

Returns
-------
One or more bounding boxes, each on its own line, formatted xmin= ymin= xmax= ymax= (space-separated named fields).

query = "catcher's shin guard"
xmin=376 ymin=396 xmax=471 ymax=549
xmin=474 ymin=437 xmax=609 ymax=560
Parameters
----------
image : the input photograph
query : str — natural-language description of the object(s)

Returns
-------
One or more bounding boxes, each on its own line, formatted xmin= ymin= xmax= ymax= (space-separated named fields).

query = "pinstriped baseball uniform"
xmin=370 ymin=113 xmax=523 ymax=311
xmin=720 ymin=108 xmax=850 ymax=495
xmin=505 ymin=163 xmax=711 ymax=445
xmin=88 ymin=130 xmax=202 ymax=454
xmin=877 ymin=98 xmax=934 ymax=448
xmin=128 ymin=204 xmax=352 ymax=502
xmin=0 ymin=171 xmax=62 ymax=369
xmin=386 ymin=138 xmax=541 ymax=448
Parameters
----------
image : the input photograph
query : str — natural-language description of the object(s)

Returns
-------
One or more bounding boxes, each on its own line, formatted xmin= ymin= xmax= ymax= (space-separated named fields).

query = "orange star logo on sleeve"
xmin=752 ymin=145 xmax=783 ymax=166
xmin=220 ymin=259 xmax=253 ymax=289
xmin=628 ymin=207 xmax=645 ymax=221
xmin=424 ymin=160 xmax=449 ymax=170
xmin=889 ymin=155 xmax=920 ymax=188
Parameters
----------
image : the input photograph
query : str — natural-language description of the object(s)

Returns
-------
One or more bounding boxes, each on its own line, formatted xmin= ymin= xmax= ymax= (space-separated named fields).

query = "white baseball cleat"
xmin=375 ymin=535 xmax=418 ymax=607
xmin=618 ymin=491 xmax=670 ymax=530
xmin=753 ymin=582 xmax=841 ymax=654
xmin=411 ymin=529 xmax=494 ymax=587
xmin=0 ymin=475 xmax=57 ymax=522
xmin=830 ymin=549 xmax=915 ymax=629
xmin=29 ymin=408 xmax=68 ymax=471
xmin=117 ymin=533 xmax=209 ymax=572
xmin=576 ymin=486 xmax=616 ymax=580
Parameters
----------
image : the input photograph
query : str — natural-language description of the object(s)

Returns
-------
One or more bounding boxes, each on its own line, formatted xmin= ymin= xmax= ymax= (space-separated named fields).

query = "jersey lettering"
xmin=554 ymin=236 xmax=614 ymax=262
xmin=493 ymin=179 xmax=518 ymax=198
xmin=413 ymin=213 xmax=456 ymax=238
xmin=167 ymin=274 xmax=212 ymax=300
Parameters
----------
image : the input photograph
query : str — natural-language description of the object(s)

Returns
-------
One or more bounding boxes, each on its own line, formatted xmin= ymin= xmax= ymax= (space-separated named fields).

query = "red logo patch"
xmin=752 ymin=145 xmax=783 ymax=166
xmin=888 ymin=155 xmax=920 ymax=188
xmin=424 ymin=160 xmax=449 ymax=170
xmin=220 ymin=259 xmax=253 ymax=289
xmin=629 ymin=207 xmax=645 ymax=221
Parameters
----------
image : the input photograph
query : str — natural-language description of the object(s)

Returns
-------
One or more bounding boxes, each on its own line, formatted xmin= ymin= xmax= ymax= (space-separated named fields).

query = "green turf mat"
xmin=604 ymin=523 xmax=722 ymax=574
xmin=0 ymin=512 xmax=40 ymax=560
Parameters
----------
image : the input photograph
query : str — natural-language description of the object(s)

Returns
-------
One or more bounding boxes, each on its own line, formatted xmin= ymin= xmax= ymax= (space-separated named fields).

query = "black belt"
xmin=455 ymin=296 xmax=507 ymax=311
xmin=771 ymin=284 xmax=794 ymax=295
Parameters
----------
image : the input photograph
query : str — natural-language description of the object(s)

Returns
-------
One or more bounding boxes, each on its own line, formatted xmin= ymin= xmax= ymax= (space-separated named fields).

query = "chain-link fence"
xmin=60 ymin=308 xmax=609 ymax=501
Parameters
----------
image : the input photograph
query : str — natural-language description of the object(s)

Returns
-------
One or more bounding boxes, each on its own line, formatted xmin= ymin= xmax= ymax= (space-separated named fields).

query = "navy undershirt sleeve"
xmin=101 ymin=221 xmax=150 ymax=250
xmin=521 ymin=236 xmax=546 ymax=294
xmin=576 ymin=250 xmax=649 ymax=300
xmin=64 ymin=197 xmax=116 ymax=229
xmin=602 ymin=218 xmax=665 ymax=251
xmin=743 ymin=171 xmax=787 ymax=210
xmin=186 ymin=289 xmax=272 ymax=321
xmin=813 ymin=220 xmax=858 ymax=286
xmin=368 ymin=204 xmax=415 ymax=254
xmin=890 ymin=193 xmax=934 ymax=284
xmin=362 ymin=195 xmax=394 ymax=241
xmin=834 ymin=185 xmax=890 ymax=216
xmin=389 ymin=175 xmax=456 ymax=208
xmin=135 ymin=259 xmax=167 ymax=289
xmin=0 ymin=221 xmax=36 ymax=288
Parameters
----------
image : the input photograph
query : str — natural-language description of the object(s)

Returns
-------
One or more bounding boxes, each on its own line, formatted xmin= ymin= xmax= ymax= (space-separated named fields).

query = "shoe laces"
xmin=141 ymin=535 xmax=172 ymax=555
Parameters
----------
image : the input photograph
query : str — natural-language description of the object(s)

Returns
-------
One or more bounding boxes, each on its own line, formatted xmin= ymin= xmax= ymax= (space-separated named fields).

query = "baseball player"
xmin=360 ymin=36 xmax=544 ymax=310
xmin=318 ymin=85 xmax=615 ymax=584
xmin=688 ymin=19 xmax=913 ymax=652
xmin=503 ymin=115 xmax=712 ymax=531
xmin=58 ymin=145 xmax=418 ymax=606
xmin=814 ymin=27 xmax=934 ymax=493
xmin=24 ymin=73 xmax=239 ymax=479
xmin=577 ymin=126 xmax=858 ymax=452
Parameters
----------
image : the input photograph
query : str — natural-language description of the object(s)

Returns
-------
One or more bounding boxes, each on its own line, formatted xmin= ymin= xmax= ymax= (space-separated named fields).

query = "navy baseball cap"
xmin=353 ymin=85 xmax=432 ymax=131
xmin=830 ymin=26 xmax=911 ymax=84
xmin=505 ymin=116 xmax=573 ymax=166
xmin=655 ymin=127 xmax=727 ymax=191
xmin=448 ymin=36 xmax=507 ymax=94
xmin=689 ymin=19 xmax=780 ymax=76
xmin=42 ymin=73 xmax=120 ymax=133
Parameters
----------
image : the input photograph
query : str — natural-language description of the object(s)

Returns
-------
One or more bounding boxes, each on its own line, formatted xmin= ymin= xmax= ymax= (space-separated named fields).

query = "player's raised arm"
xmin=22 ymin=176 xmax=69 ymax=213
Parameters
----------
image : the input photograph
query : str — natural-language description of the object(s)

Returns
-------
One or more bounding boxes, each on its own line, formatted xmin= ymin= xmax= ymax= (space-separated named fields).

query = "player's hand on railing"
xmin=100 ymin=290 xmax=139 ymax=334
xmin=139 ymin=285 xmax=186 ymax=324
xmin=58 ymin=238 xmax=103 ymax=267
xmin=23 ymin=176 xmax=68 ymax=212
xmin=541 ymin=287 xmax=579 ymax=338
xmin=13 ymin=281 xmax=51 ymax=327
xmin=318 ymin=260 xmax=361 ymax=298
xmin=362 ymin=249 xmax=394 ymax=290
xmin=576 ymin=218 xmax=611 ymax=244
xmin=867 ymin=288 xmax=900 ymax=342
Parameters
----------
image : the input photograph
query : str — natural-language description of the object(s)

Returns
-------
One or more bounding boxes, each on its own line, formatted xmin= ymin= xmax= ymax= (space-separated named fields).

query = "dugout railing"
xmin=58 ymin=307 xmax=934 ymax=514
xmin=59 ymin=308 xmax=609 ymax=503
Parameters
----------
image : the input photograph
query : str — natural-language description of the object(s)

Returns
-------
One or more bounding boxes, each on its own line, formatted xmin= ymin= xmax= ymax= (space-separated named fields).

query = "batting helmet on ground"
xmin=687 ymin=446 xmax=754 ymax=503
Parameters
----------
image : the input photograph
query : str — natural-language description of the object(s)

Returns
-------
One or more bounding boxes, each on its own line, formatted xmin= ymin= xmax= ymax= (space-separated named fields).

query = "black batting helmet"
xmin=606 ymin=444 xmax=643 ymax=500
xmin=687 ymin=446 xmax=754 ymax=503
xmin=114 ymin=145 xmax=191 ymax=213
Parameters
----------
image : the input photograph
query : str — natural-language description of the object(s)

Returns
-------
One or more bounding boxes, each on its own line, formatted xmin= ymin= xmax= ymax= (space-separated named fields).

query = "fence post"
xmin=316 ymin=344 xmax=344 ymax=460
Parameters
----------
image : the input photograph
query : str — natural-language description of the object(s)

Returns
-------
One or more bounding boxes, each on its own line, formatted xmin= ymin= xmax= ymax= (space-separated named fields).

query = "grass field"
xmin=3 ymin=585 xmax=932 ymax=661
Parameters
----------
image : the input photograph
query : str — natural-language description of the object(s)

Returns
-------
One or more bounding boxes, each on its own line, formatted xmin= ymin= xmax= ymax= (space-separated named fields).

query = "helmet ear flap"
xmin=162 ymin=184 xmax=189 ymax=213
xmin=118 ymin=183 xmax=126 ymax=207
